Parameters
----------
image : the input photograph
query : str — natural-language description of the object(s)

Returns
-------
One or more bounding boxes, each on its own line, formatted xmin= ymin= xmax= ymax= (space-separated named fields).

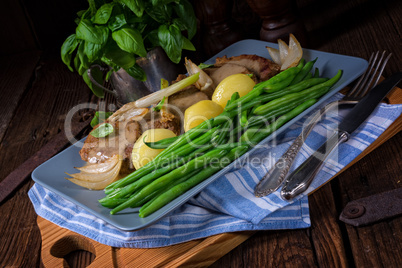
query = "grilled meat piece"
xmin=80 ymin=109 xmax=180 ymax=168
xmin=204 ymin=63 xmax=258 ymax=87
xmin=169 ymin=86 xmax=210 ymax=116
xmin=214 ymin=54 xmax=280 ymax=82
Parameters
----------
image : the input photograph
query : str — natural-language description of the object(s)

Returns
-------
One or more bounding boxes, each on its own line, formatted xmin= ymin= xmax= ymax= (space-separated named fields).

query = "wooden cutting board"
xmin=37 ymin=86 xmax=401 ymax=267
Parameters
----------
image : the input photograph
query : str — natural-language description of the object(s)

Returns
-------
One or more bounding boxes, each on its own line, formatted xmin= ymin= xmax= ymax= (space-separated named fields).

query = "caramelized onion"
xmin=66 ymin=155 xmax=122 ymax=190
xmin=75 ymin=155 xmax=119 ymax=174
xmin=185 ymin=58 xmax=214 ymax=92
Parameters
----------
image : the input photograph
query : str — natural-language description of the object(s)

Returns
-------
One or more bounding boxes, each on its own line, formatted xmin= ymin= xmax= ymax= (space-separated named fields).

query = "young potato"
xmin=212 ymin=74 xmax=255 ymax=108
xmin=131 ymin=129 xmax=176 ymax=170
xmin=184 ymin=100 xmax=223 ymax=132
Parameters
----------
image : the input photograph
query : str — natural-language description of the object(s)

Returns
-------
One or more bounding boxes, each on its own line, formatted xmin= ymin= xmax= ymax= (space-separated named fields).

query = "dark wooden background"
xmin=0 ymin=0 xmax=401 ymax=267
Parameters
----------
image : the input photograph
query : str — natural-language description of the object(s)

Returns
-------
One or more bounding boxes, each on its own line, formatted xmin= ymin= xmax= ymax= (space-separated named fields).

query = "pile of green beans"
xmin=99 ymin=58 xmax=343 ymax=217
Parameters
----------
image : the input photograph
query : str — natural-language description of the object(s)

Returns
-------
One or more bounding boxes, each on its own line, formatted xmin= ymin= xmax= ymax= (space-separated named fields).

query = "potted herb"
xmin=61 ymin=0 xmax=197 ymax=101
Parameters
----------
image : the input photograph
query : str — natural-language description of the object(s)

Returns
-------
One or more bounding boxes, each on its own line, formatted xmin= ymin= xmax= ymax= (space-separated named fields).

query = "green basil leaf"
xmin=84 ymin=41 xmax=104 ymax=62
xmin=198 ymin=63 xmax=214 ymax=69
xmin=91 ymin=111 xmax=114 ymax=127
xmin=88 ymin=0 xmax=106 ymax=14
xmin=93 ymin=3 xmax=115 ymax=24
xmin=146 ymin=5 xmax=172 ymax=23
xmin=77 ymin=10 xmax=86 ymax=18
xmin=105 ymin=68 xmax=114 ymax=81
xmin=74 ymin=52 xmax=81 ymax=72
xmin=76 ymin=19 xmax=109 ymax=44
xmin=103 ymin=44 xmax=136 ymax=69
xmin=112 ymin=28 xmax=147 ymax=57
xmin=61 ymin=34 xmax=79 ymax=71
xmin=182 ymin=36 xmax=195 ymax=51
xmin=158 ymin=24 xmax=183 ymax=64
xmin=78 ymin=8 xmax=92 ymax=21
xmin=116 ymin=0 xmax=145 ymax=17
xmin=108 ymin=13 xmax=127 ymax=31
xmin=174 ymin=0 xmax=197 ymax=39
xmin=82 ymin=67 xmax=105 ymax=98
xmin=90 ymin=123 xmax=114 ymax=138
xmin=151 ymin=0 xmax=176 ymax=6
xmin=145 ymin=29 xmax=160 ymax=48
xmin=77 ymin=42 xmax=89 ymax=75
xmin=124 ymin=63 xmax=146 ymax=81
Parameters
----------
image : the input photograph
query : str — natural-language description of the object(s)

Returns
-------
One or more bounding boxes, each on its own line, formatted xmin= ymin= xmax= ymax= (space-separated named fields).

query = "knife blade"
xmin=280 ymin=72 xmax=402 ymax=200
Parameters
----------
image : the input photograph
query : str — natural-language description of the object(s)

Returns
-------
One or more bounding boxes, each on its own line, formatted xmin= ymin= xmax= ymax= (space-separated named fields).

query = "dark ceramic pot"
xmin=88 ymin=47 xmax=182 ymax=106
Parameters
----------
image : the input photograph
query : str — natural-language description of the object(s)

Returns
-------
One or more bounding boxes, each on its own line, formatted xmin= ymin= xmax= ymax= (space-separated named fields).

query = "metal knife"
xmin=280 ymin=72 xmax=402 ymax=200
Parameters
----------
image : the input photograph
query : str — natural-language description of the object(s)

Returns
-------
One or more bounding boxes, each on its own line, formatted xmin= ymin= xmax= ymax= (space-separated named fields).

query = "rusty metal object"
xmin=0 ymin=112 xmax=93 ymax=204
xmin=339 ymin=188 xmax=402 ymax=226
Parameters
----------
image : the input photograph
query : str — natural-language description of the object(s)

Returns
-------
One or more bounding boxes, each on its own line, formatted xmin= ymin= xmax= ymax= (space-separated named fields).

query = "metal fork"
xmin=254 ymin=51 xmax=392 ymax=198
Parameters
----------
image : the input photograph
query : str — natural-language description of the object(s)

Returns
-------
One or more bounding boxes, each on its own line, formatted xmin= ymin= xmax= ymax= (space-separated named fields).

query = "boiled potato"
xmin=212 ymin=74 xmax=255 ymax=108
xmin=131 ymin=129 xmax=176 ymax=169
xmin=184 ymin=100 xmax=223 ymax=132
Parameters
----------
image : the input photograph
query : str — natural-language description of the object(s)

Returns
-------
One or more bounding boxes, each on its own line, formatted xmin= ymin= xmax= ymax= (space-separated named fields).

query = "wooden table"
xmin=1 ymin=0 xmax=401 ymax=267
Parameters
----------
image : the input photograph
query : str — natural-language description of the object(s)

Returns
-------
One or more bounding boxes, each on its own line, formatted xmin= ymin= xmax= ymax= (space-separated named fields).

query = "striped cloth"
xmin=28 ymin=93 xmax=402 ymax=248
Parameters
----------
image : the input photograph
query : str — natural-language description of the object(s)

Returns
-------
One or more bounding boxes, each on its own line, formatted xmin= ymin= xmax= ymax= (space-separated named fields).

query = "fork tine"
xmin=372 ymin=52 xmax=392 ymax=86
xmin=354 ymin=51 xmax=392 ymax=98
xmin=349 ymin=51 xmax=392 ymax=99
xmin=347 ymin=51 xmax=378 ymax=98
xmin=348 ymin=51 xmax=379 ymax=98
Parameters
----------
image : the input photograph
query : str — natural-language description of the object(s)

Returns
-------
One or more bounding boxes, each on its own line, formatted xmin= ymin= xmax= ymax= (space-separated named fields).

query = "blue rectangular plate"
xmin=32 ymin=39 xmax=368 ymax=231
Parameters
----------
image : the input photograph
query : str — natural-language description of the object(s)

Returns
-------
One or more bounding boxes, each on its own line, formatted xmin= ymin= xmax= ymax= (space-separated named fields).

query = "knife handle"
xmin=281 ymin=130 xmax=349 ymax=200
xmin=255 ymin=134 xmax=305 ymax=197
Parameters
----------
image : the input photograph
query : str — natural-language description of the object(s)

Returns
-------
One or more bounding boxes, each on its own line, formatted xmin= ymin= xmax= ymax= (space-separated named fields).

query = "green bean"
xmin=144 ymin=136 xmax=179 ymax=149
xmin=260 ymin=60 xmax=304 ymax=93
xmin=246 ymin=104 xmax=297 ymax=128
xmin=254 ymin=85 xmax=329 ymax=116
xmin=222 ymin=64 xmax=306 ymax=112
xmin=257 ymin=77 xmax=329 ymax=103
xmin=290 ymin=58 xmax=317 ymax=85
xmin=213 ymin=121 xmax=231 ymax=146
xmin=313 ymin=67 xmax=320 ymax=78
xmin=138 ymin=145 xmax=250 ymax=217
xmin=139 ymin=168 xmax=201 ymax=212
xmin=253 ymin=70 xmax=342 ymax=115
xmin=230 ymin=91 xmax=240 ymax=102
xmin=240 ymin=109 xmax=248 ymax=127
xmin=106 ymin=125 xmax=218 ymax=191
xmin=250 ymin=99 xmax=318 ymax=145
xmin=222 ymin=87 xmax=263 ymax=112
xmin=239 ymin=123 xmax=263 ymax=143
xmin=213 ymin=99 xmax=261 ymax=126
xmin=99 ymin=198 xmax=129 ymax=208
xmin=153 ymin=118 xmax=214 ymax=161
xmin=304 ymin=72 xmax=313 ymax=80
xmin=110 ymin=147 xmax=230 ymax=214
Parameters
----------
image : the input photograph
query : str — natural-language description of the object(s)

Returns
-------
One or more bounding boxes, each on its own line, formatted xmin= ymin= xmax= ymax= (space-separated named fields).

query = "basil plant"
xmin=61 ymin=0 xmax=197 ymax=97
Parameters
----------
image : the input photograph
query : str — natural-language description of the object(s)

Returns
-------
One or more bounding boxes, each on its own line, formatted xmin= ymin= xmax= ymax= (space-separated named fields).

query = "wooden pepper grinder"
xmin=194 ymin=0 xmax=244 ymax=58
xmin=246 ymin=0 xmax=308 ymax=45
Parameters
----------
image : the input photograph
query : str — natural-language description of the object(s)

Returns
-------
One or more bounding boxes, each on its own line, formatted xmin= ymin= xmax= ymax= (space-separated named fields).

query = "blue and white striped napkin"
xmin=29 ymin=92 xmax=402 ymax=248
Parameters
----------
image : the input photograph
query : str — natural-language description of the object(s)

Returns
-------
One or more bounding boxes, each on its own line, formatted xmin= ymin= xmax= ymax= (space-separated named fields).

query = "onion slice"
xmin=266 ymin=46 xmax=281 ymax=65
xmin=66 ymin=155 xmax=122 ymax=190
xmin=75 ymin=155 xmax=120 ymax=174
xmin=108 ymin=107 xmax=149 ymax=123
xmin=278 ymin=39 xmax=289 ymax=64
xmin=280 ymin=33 xmax=303 ymax=70
xmin=184 ymin=58 xmax=214 ymax=92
